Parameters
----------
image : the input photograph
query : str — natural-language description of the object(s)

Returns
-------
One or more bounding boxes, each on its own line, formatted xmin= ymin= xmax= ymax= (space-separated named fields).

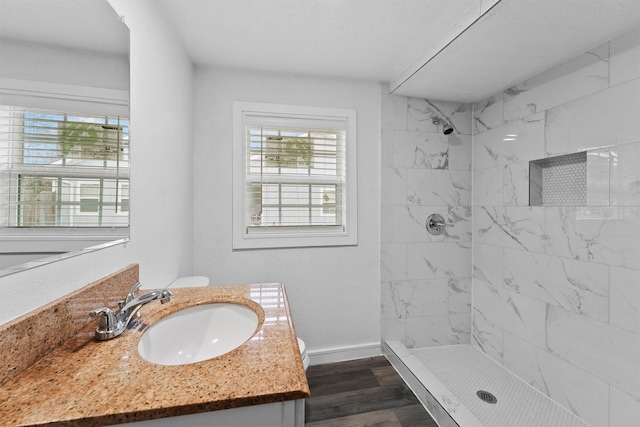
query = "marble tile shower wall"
xmin=472 ymin=28 xmax=640 ymax=427
xmin=380 ymin=87 xmax=473 ymax=348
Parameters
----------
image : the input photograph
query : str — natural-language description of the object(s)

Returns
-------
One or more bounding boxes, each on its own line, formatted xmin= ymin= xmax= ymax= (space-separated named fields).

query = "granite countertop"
xmin=0 ymin=283 xmax=310 ymax=426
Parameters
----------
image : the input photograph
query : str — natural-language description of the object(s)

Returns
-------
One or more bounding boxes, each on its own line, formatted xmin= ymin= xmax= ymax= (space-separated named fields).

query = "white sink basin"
xmin=138 ymin=303 xmax=260 ymax=366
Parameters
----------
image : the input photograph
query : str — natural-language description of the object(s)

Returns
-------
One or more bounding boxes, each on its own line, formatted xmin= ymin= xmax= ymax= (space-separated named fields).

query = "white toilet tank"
xmin=169 ymin=276 xmax=210 ymax=288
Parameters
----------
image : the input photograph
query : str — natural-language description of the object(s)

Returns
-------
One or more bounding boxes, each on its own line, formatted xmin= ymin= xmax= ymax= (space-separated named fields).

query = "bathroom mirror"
xmin=0 ymin=0 xmax=130 ymax=277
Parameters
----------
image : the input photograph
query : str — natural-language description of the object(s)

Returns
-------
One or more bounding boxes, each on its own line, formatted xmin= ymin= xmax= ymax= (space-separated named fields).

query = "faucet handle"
xmin=126 ymin=282 xmax=143 ymax=303
xmin=90 ymin=308 xmax=119 ymax=341
xmin=123 ymin=282 xmax=144 ymax=323
xmin=90 ymin=307 xmax=117 ymax=330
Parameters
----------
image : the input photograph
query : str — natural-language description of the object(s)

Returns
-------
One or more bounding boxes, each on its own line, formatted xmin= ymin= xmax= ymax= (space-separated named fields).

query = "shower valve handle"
xmin=426 ymin=213 xmax=449 ymax=236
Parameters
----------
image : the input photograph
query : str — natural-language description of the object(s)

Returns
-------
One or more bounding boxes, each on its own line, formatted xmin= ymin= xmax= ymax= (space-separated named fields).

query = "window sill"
xmin=232 ymin=229 xmax=357 ymax=250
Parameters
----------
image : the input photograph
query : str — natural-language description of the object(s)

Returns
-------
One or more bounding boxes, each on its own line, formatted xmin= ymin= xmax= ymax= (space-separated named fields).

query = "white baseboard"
xmin=308 ymin=342 xmax=382 ymax=366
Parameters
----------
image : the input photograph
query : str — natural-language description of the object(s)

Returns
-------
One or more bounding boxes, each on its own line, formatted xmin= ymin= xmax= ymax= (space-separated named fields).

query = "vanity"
xmin=0 ymin=265 xmax=310 ymax=426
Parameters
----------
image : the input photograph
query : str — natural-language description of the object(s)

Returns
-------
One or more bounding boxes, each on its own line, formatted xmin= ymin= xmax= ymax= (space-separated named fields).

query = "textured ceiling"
xmin=392 ymin=0 xmax=640 ymax=102
xmin=2 ymin=0 xmax=639 ymax=102
xmin=156 ymin=0 xmax=486 ymax=82
xmin=157 ymin=0 xmax=640 ymax=101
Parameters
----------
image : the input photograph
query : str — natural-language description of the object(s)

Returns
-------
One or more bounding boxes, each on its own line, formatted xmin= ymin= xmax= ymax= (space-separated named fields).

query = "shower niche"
xmin=529 ymin=152 xmax=588 ymax=206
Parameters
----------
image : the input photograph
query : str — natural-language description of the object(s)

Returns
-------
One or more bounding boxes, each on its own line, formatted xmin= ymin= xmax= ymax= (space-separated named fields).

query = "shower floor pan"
xmin=384 ymin=342 xmax=592 ymax=427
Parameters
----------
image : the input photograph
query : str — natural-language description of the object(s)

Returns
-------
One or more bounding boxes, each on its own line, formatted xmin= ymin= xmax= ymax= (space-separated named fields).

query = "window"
xmin=0 ymin=106 xmax=129 ymax=231
xmin=233 ymin=102 xmax=357 ymax=249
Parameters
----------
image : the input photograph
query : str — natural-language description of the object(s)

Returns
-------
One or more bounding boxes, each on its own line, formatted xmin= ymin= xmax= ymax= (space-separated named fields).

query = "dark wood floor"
xmin=304 ymin=356 xmax=438 ymax=427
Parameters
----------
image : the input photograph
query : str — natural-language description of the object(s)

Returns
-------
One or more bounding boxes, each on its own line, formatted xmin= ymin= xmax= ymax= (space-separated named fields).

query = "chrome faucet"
xmin=89 ymin=282 xmax=172 ymax=341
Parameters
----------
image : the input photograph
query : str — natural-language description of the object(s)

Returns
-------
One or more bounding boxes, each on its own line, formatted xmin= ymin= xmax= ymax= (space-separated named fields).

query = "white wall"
xmin=0 ymin=39 xmax=129 ymax=91
xmin=192 ymin=67 xmax=381 ymax=359
xmin=0 ymin=0 xmax=194 ymax=325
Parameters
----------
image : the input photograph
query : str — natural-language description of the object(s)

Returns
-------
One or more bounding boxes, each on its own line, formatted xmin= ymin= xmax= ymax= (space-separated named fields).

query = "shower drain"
xmin=477 ymin=390 xmax=498 ymax=404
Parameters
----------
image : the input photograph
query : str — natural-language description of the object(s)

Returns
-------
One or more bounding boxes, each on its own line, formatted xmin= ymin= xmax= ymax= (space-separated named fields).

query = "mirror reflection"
xmin=0 ymin=0 xmax=130 ymax=276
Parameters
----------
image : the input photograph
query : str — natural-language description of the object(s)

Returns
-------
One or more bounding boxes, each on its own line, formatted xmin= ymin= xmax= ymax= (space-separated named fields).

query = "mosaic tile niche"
xmin=529 ymin=152 xmax=587 ymax=206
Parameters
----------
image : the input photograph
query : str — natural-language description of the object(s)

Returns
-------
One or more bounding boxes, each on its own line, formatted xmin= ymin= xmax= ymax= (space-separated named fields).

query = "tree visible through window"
xmin=233 ymin=102 xmax=357 ymax=249
xmin=246 ymin=126 xmax=342 ymax=229
xmin=0 ymin=106 xmax=130 ymax=228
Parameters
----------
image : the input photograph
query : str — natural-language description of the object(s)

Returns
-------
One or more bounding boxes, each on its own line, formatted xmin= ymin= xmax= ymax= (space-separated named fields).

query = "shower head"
xmin=432 ymin=117 xmax=454 ymax=135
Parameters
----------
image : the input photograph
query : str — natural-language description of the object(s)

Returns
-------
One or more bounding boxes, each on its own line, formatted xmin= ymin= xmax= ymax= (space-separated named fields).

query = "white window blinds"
xmin=233 ymin=102 xmax=357 ymax=249
xmin=0 ymin=106 xmax=129 ymax=229
xmin=245 ymin=118 xmax=346 ymax=232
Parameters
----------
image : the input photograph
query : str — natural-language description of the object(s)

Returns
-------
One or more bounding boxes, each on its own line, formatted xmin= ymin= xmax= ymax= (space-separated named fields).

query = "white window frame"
xmin=232 ymin=102 xmax=357 ymax=249
xmin=0 ymin=79 xmax=129 ymax=253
